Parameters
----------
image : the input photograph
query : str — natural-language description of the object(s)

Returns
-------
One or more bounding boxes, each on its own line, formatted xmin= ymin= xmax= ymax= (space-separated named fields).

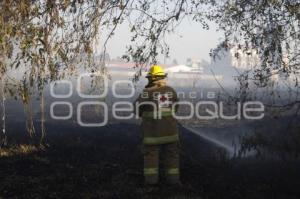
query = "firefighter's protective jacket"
xmin=134 ymin=79 xmax=179 ymax=145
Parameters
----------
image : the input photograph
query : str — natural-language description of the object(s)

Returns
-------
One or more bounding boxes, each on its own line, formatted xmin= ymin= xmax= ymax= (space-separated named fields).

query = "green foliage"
xmin=0 ymin=0 xmax=128 ymax=98
xmin=210 ymin=0 xmax=300 ymax=87
xmin=2 ymin=0 xmax=298 ymax=94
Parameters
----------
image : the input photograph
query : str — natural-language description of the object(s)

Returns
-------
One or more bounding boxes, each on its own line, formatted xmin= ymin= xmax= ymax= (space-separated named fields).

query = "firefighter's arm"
xmin=173 ymin=89 xmax=179 ymax=113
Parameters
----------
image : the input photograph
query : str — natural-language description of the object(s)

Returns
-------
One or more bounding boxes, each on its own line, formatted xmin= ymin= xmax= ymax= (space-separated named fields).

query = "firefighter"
xmin=134 ymin=65 xmax=180 ymax=185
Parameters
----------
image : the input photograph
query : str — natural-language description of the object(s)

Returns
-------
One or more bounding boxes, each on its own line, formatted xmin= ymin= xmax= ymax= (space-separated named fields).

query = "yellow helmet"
xmin=146 ymin=65 xmax=166 ymax=78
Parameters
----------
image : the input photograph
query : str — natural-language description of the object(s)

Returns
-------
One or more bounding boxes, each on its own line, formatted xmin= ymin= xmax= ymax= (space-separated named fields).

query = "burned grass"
xmin=0 ymin=124 xmax=300 ymax=199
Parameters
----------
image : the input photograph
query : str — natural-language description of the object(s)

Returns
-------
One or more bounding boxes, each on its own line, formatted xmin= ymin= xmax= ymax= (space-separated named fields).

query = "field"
xmin=1 ymin=123 xmax=300 ymax=199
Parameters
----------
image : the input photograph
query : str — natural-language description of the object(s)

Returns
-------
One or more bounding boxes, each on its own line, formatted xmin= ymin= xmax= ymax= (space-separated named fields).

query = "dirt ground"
xmin=1 ymin=123 xmax=300 ymax=199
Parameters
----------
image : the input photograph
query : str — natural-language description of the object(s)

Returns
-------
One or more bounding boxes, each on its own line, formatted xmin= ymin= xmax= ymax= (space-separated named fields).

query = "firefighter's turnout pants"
xmin=142 ymin=115 xmax=180 ymax=184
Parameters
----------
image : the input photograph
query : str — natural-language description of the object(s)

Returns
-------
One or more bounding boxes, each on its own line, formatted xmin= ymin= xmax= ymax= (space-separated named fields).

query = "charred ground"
xmin=0 ymin=123 xmax=300 ymax=199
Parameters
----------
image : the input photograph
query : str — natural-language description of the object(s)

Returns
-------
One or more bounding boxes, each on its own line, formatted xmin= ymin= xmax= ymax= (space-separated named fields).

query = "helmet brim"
xmin=146 ymin=74 xmax=168 ymax=78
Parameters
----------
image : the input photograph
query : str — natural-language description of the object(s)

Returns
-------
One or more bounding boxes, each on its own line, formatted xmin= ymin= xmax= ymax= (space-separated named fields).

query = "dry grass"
xmin=0 ymin=144 xmax=39 ymax=157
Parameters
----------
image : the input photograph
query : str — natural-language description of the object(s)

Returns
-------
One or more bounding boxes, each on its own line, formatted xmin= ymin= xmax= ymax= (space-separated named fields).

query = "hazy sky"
xmin=100 ymin=19 xmax=224 ymax=65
